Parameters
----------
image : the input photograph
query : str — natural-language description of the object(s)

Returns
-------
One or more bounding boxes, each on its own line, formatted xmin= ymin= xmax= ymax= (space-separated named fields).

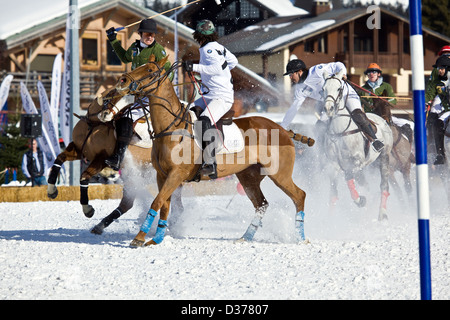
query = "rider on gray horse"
xmin=281 ymin=59 xmax=384 ymax=152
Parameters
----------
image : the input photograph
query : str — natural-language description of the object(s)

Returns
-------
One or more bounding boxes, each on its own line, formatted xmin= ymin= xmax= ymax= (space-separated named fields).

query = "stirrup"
xmin=105 ymin=154 xmax=121 ymax=171
xmin=200 ymin=163 xmax=217 ymax=179
xmin=433 ymin=154 xmax=445 ymax=165
xmin=372 ymin=140 xmax=384 ymax=152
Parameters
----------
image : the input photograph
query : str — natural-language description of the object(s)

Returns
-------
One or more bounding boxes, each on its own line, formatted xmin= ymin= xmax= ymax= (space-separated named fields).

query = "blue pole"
xmin=409 ymin=0 xmax=432 ymax=300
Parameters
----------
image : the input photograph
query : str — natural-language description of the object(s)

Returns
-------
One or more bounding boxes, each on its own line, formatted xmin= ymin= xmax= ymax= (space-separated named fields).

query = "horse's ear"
xmin=148 ymin=55 xmax=156 ymax=63
xmin=159 ymin=55 xmax=169 ymax=68
xmin=323 ymin=70 xmax=329 ymax=80
xmin=337 ymin=69 xmax=346 ymax=80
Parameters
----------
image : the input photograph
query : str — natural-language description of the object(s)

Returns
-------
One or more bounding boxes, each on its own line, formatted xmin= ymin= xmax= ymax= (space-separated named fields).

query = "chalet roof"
xmin=0 ymin=0 xmax=281 ymax=104
xmin=1 ymin=0 xmax=197 ymax=49
xmin=220 ymin=6 xmax=450 ymax=55
xmin=171 ymin=0 xmax=309 ymax=20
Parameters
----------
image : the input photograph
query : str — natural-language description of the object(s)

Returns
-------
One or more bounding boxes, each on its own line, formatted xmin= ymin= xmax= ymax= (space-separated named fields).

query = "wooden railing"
xmin=0 ymin=70 xmax=98 ymax=99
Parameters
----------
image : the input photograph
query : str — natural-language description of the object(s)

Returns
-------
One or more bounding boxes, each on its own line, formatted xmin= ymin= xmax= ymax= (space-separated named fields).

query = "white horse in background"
xmin=322 ymin=70 xmax=393 ymax=220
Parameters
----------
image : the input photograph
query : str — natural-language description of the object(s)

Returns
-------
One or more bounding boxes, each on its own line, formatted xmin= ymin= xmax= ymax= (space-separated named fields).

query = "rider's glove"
xmin=106 ymin=27 xmax=117 ymax=42
xmin=436 ymin=86 xmax=446 ymax=95
xmin=182 ymin=60 xmax=194 ymax=73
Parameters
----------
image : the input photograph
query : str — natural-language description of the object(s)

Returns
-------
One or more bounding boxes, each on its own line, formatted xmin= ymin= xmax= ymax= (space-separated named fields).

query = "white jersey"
xmin=193 ymin=41 xmax=238 ymax=104
xmin=281 ymin=62 xmax=361 ymax=128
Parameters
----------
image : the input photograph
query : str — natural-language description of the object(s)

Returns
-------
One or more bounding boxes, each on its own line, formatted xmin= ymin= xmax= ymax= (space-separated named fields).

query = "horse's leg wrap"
xmin=140 ymin=208 xmax=158 ymax=233
xmin=48 ymin=159 xmax=63 ymax=185
xmin=91 ymin=208 xmax=123 ymax=234
xmin=80 ymin=179 xmax=89 ymax=205
xmin=241 ymin=216 xmax=263 ymax=241
xmin=295 ymin=211 xmax=306 ymax=241
xmin=381 ymin=190 xmax=390 ymax=210
xmin=151 ymin=219 xmax=168 ymax=244
xmin=346 ymin=179 xmax=359 ymax=201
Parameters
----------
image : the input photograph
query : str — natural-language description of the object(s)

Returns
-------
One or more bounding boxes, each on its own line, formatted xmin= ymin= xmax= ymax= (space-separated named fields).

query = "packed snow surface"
xmin=1 ymin=164 xmax=449 ymax=300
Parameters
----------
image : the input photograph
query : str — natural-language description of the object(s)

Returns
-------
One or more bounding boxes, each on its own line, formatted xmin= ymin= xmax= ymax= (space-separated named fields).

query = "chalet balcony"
xmin=335 ymin=52 xmax=411 ymax=72
xmin=0 ymin=70 xmax=100 ymax=101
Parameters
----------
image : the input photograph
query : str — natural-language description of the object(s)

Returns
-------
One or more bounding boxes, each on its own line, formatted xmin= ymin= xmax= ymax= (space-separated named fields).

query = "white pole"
xmin=409 ymin=0 xmax=432 ymax=300
xmin=69 ymin=0 xmax=81 ymax=186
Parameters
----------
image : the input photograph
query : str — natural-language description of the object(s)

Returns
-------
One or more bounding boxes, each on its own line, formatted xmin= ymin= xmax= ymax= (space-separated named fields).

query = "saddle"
xmin=189 ymin=106 xmax=244 ymax=155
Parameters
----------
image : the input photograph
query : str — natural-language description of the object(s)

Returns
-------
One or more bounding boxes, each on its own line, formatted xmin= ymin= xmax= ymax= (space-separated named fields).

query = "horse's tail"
xmin=287 ymin=130 xmax=315 ymax=147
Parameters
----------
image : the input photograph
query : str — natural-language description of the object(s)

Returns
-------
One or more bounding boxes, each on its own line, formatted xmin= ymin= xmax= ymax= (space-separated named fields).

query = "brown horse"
xmin=108 ymin=56 xmax=314 ymax=247
xmin=46 ymin=86 xmax=182 ymax=234
xmin=372 ymin=91 xmax=414 ymax=198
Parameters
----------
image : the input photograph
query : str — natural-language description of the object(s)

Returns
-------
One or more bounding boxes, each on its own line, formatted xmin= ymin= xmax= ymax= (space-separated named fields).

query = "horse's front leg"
xmin=378 ymin=150 xmax=390 ymax=221
xmin=346 ymin=172 xmax=366 ymax=208
xmin=47 ymin=142 xmax=79 ymax=199
xmin=91 ymin=183 xmax=136 ymax=234
xmin=130 ymin=172 xmax=182 ymax=247
xmin=80 ymin=158 xmax=106 ymax=218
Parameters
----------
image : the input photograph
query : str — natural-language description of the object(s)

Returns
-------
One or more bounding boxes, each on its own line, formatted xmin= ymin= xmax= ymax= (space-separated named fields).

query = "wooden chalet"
xmin=0 ymin=0 xmax=280 ymax=116
xmin=218 ymin=2 xmax=450 ymax=110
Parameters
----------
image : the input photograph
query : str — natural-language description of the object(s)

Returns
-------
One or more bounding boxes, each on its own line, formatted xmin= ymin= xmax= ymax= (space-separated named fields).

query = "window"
xmin=107 ymin=33 xmax=122 ymax=66
xmin=240 ymin=0 xmax=259 ymax=19
xmin=81 ymin=32 xmax=100 ymax=69
xmin=304 ymin=39 xmax=314 ymax=53
xmin=218 ymin=2 xmax=236 ymax=19
xmin=30 ymin=54 xmax=56 ymax=72
xmin=318 ymin=35 xmax=327 ymax=53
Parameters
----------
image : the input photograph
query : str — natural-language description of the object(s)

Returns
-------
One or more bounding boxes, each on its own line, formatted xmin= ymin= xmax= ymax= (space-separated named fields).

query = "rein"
xmin=324 ymin=76 xmax=360 ymax=138
xmin=121 ymin=60 xmax=194 ymax=141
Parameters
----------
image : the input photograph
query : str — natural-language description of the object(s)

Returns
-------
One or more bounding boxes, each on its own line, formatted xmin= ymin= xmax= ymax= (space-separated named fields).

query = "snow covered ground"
xmin=1 ymin=153 xmax=449 ymax=301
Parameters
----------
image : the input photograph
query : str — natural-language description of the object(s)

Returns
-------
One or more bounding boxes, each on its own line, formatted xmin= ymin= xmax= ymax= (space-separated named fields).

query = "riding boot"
xmin=433 ymin=119 xmax=446 ymax=165
xmin=351 ymin=109 xmax=385 ymax=152
xmin=198 ymin=116 xmax=218 ymax=179
xmin=105 ymin=117 xmax=134 ymax=171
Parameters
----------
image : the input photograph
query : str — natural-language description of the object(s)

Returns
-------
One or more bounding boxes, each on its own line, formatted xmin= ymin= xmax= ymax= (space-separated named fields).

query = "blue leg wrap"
xmin=140 ymin=208 xmax=157 ymax=233
xmin=242 ymin=217 xmax=262 ymax=241
xmin=295 ymin=211 xmax=305 ymax=241
xmin=152 ymin=219 xmax=168 ymax=244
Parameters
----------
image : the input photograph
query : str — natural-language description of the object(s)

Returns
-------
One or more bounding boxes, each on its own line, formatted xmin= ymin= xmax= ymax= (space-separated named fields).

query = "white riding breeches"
xmin=194 ymin=97 xmax=232 ymax=125
xmin=129 ymin=97 xmax=148 ymax=121
xmin=343 ymin=83 xmax=362 ymax=114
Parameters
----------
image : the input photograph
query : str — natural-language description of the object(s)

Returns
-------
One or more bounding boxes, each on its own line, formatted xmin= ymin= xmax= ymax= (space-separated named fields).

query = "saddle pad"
xmin=189 ymin=110 xmax=245 ymax=155
xmin=130 ymin=120 xmax=153 ymax=149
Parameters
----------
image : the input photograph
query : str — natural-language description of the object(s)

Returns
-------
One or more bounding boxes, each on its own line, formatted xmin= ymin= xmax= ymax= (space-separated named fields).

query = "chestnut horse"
xmin=108 ymin=56 xmax=314 ymax=247
xmin=46 ymin=87 xmax=182 ymax=234
xmin=371 ymin=90 xmax=414 ymax=198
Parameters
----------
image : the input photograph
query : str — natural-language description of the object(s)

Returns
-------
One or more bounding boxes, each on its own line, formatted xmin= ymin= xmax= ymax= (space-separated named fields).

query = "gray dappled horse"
xmin=322 ymin=70 xmax=393 ymax=220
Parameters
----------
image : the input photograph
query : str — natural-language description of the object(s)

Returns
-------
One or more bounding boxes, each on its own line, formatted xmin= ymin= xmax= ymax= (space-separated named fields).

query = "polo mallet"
xmin=113 ymin=0 xmax=221 ymax=33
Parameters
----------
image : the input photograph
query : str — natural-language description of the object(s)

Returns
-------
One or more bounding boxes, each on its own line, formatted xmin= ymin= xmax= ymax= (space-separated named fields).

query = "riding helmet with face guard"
xmin=437 ymin=45 xmax=450 ymax=56
xmin=196 ymin=20 xmax=216 ymax=35
xmin=284 ymin=59 xmax=307 ymax=76
xmin=364 ymin=63 xmax=382 ymax=75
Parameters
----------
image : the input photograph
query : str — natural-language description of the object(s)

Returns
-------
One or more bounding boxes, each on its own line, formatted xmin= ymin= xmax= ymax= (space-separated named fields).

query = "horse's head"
xmin=323 ymin=69 xmax=346 ymax=117
xmin=115 ymin=55 xmax=169 ymax=96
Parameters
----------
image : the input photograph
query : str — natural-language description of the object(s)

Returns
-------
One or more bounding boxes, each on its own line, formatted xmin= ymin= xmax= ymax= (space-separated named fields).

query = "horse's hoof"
xmin=90 ymin=223 xmax=104 ymax=235
xmin=130 ymin=239 xmax=145 ymax=248
xmin=355 ymin=195 xmax=366 ymax=207
xmin=47 ymin=188 xmax=58 ymax=199
xmin=83 ymin=205 xmax=95 ymax=218
xmin=144 ymin=240 xmax=158 ymax=246
xmin=234 ymin=237 xmax=247 ymax=244
xmin=378 ymin=210 xmax=388 ymax=221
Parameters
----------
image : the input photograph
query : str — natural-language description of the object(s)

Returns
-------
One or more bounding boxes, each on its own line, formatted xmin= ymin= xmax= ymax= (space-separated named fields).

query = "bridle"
xmin=114 ymin=60 xmax=194 ymax=141
xmin=324 ymin=75 xmax=359 ymax=138
xmin=324 ymin=75 xmax=345 ymax=116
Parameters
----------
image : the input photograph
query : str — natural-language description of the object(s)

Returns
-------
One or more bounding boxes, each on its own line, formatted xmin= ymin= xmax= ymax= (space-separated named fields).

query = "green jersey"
xmin=361 ymin=81 xmax=397 ymax=113
xmin=425 ymin=68 xmax=449 ymax=112
xmin=110 ymin=39 xmax=173 ymax=80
